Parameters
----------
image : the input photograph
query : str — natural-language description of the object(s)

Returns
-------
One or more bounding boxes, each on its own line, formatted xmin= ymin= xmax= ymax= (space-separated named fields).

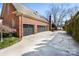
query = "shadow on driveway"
xmin=22 ymin=32 xmax=79 ymax=56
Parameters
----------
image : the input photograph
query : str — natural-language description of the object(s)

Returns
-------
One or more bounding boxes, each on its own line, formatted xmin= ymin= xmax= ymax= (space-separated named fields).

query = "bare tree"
xmin=48 ymin=4 xmax=79 ymax=29
xmin=68 ymin=6 xmax=79 ymax=19
xmin=51 ymin=4 xmax=60 ymax=26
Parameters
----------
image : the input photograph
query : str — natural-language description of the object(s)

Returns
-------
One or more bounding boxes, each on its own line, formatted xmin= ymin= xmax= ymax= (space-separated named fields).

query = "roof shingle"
xmin=13 ymin=3 xmax=48 ymax=23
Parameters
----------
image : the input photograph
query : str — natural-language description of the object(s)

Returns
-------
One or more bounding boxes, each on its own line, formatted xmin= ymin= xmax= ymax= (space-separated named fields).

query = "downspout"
xmin=21 ymin=14 xmax=23 ymax=38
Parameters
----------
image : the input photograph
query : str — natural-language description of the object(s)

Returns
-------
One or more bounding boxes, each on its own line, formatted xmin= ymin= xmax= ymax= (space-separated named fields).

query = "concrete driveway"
xmin=0 ymin=31 xmax=55 ymax=56
xmin=22 ymin=31 xmax=79 ymax=56
xmin=0 ymin=31 xmax=79 ymax=56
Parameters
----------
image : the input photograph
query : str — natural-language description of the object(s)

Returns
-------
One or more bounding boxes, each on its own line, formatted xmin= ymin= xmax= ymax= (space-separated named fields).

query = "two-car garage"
xmin=23 ymin=24 xmax=46 ymax=36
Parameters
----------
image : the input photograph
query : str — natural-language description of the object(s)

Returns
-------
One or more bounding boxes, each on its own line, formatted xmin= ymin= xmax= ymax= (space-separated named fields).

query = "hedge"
xmin=64 ymin=11 xmax=79 ymax=42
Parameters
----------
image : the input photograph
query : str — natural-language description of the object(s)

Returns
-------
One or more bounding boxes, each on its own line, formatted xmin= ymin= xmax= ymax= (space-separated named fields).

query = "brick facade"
xmin=1 ymin=3 xmax=49 ymax=38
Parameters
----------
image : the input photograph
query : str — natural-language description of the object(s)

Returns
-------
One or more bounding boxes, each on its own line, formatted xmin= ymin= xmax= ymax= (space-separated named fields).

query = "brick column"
xmin=18 ymin=15 xmax=23 ymax=39
xmin=34 ymin=25 xmax=37 ymax=33
xmin=46 ymin=25 xmax=49 ymax=31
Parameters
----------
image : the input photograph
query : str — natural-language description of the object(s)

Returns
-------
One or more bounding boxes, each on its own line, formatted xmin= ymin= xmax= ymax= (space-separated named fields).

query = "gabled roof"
xmin=12 ymin=3 xmax=48 ymax=23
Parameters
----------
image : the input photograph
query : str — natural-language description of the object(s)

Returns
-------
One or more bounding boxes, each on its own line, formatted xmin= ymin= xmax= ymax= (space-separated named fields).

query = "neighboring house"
xmin=1 ymin=3 xmax=49 ymax=38
xmin=52 ymin=23 xmax=57 ymax=30
xmin=48 ymin=14 xmax=57 ymax=31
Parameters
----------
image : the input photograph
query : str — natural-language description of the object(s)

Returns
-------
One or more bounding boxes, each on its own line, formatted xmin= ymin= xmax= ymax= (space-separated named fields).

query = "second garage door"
xmin=37 ymin=25 xmax=46 ymax=32
xmin=23 ymin=24 xmax=34 ymax=36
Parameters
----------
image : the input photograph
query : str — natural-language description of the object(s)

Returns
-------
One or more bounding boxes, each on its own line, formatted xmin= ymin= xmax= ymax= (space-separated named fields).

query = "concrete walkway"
xmin=0 ymin=31 xmax=79 ymax=56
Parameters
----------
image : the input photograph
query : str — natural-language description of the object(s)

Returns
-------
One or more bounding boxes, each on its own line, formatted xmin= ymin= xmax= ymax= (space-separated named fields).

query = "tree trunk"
xmin=0 ymin=31 xmax=3 ymax=42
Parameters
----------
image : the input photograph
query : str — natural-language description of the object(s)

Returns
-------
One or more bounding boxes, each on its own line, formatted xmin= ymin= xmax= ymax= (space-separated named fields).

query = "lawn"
xmin=0 ymin=37 xmax=19 ymax=49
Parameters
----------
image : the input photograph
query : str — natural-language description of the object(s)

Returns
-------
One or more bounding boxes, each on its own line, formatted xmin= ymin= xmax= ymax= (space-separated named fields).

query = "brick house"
xmin=1 ymin=3 xmax=49 ymax=38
